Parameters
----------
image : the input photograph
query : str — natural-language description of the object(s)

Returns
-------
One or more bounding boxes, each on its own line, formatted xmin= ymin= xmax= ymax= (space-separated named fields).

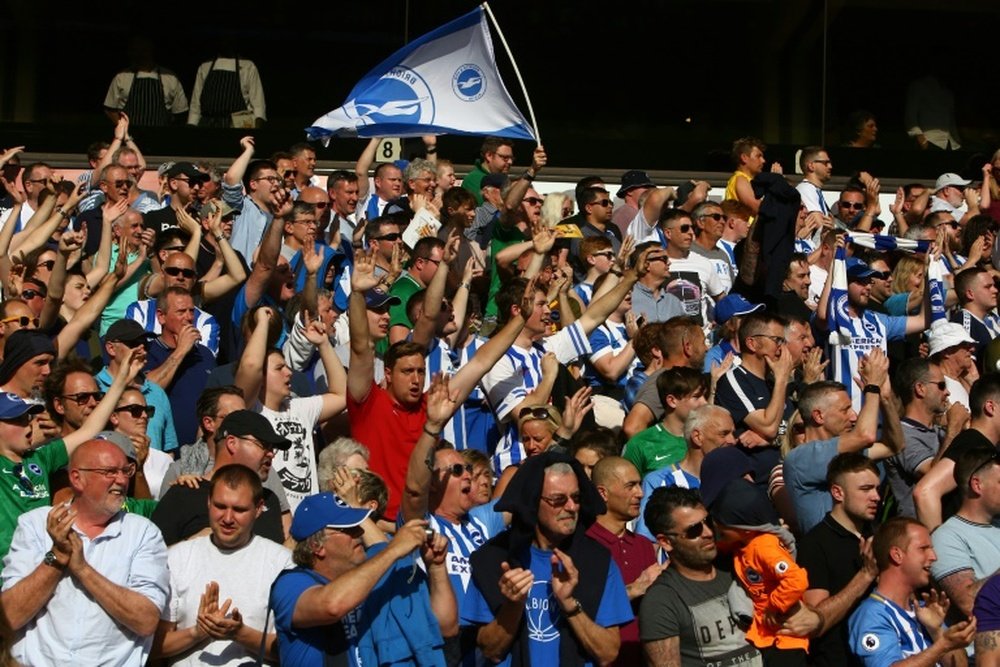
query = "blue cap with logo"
xmin=290 ymin=492 xmax=373 ymax=541
xmin=0 ymin=393 xmax=44 ymax=421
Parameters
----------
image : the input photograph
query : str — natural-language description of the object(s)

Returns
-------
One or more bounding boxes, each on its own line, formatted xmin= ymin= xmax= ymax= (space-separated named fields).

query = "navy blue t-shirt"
xmin=145 ymin=338 xmax=216 ymax=446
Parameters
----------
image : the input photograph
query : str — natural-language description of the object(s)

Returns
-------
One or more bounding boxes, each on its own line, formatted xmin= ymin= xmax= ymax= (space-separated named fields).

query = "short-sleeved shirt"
xmin=827 ymin=310 xmax=907 ymax=411
xmin=623 ymin=424 xmax=687 ymax=478
xmin=630 ymin=282 xmax=686 ymax=324
xmin=151 ymin=478 xmax=284 ymax=546
xmin=462 ymin=544 xmax=633 ymax=667
xmin=886 ymin=418 xmax=941 ymax=518
xmin=639 ymin=566 xmax=762 ymax=667
xmin=632 ymin=368 xmax=667 ymax=422
xmin=930 ymin=515 xmax=1000 ymax=584
xmin=271 ymin=568 xmax=352 ymax=666
xmin=347 ymin=382 xmax=426 ymax=521
xmin=95 ymin=369 xmax=178 ymax=453
xmin=256 ymin=396 xmax=324 ymax=513
xmin=388 ymin=272 xmax=422 ymax=331
xmin=974 ymin=574 xmax=1000 ymax=632
xmin=942 ymin=428 xmax=996 ymax=521
xmin=783 ymin=437 xmax=843 ymax=534
xmin=952 ymin=308 xmax=1000 ymax=372
xmin=797 ymin=513 xmax=872 ymax=667
xmin=848 ymin=593 xmax=932 ymax=667
xmin=585 ymin=522 xmax=656 ymax=666
xmin=145 ymin=339 xmax=216 ymax=447
xmin=714 ymin=365 xmax=793 ymax=440
xmin=665 ymin=254 xmax=726 ymax=325
xmin=0 ymin=438 xmax=68 ymax=565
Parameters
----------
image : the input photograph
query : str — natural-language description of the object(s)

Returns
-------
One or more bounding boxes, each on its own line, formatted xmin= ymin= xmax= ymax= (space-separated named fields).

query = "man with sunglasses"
xmin=152 ymin=409 xmax=290 ymax=546
xmin=0 ymin=299 xmax=39 ymax=356
xmin=888 ymin=358 xmax=967 ymax=519
xmin=796 ymin=146 xmax=834 ymax=215
xmin=97 ymin=319 xmax=178 ymax=454
xmin=387 ymin=236 xmax=446 ymax=344
xmin=2 ymin=437 xmax=170 ymax=667
xmin=690 ymin=201 xmax=735 ymax=295
xmin=928 ymin=445 xmax=1000 ymax=621
xmin=568 ymin=186 xmax=622 ymax=283
xmin=143 ymin=162 xmax=210 ymax=236
xmin=612 ymin=170 xmax=656 ymax=236
xmin=221 ymin=137 xmax=294 ymax=263
xmin=660 ymin=209 xmax=726 ymax=326
xmin=930 ymin=171 xmax=987 ymax=227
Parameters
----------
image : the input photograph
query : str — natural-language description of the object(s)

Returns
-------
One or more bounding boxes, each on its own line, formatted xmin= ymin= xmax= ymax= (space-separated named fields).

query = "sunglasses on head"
xmin=1 ymin=315 xmax=39 ymax=328
xmin=519 ymin=406 xmax=553 ymax=421
xmin=437 ymin=463 xmax=474 ymax=477
xmin=164 ymin=266 xmax=196 ymax=279
xmin=666 ymin=515 xmax=714 ymax=540
xmin=114 ymin=404 xmax=155 ymax=419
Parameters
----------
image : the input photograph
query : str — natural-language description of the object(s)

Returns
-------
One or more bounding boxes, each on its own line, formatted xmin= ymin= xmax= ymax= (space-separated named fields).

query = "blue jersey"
xmin=636 ymin=465 xmax=699 ymax=542
xmin=826 ymin=309 xmax=907 ymax=411
xmin=586 ymin=321 xmax=637 ymax=391
xmin=125 ymin=299 xmax=221 ymax=356
xmin=848 ymin=592 xmax=933 ymax=667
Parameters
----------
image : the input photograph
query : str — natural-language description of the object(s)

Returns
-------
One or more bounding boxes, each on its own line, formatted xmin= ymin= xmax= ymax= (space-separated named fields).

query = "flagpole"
xmin=481 ymin=2 xmax=541 ymax=144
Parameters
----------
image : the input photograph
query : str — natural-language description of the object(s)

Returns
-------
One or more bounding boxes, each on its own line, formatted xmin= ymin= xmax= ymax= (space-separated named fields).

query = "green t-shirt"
xmin=485 ymin=222 xmax=528 ymax=319
xmin=623 ymin=425 xmax=687 ymax=478
xmin=0 ymin=438 xmax=69 ymax=564
xmin=123 ymin=497 xmax=158 ymax=518
xmin=388 ymin=273 xmax=422 ymax=330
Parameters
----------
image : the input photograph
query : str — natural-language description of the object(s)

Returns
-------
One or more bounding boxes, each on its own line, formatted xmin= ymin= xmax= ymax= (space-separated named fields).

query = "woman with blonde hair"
xmin=885 ymin=255 xmax=925 ymax=316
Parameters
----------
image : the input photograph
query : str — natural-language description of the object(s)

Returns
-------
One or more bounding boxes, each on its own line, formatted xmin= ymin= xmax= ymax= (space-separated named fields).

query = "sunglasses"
xmin=21 ymin=289 xmax=45 ymax=300
xmin=1 ymin=315 xmax=39 ymax=328
xmin=699 ymin=213 xmax=725 ymax=221
xmin=61 ymin=391 xmax=105 ymax=404
xmin=523 ymin=197 xmax=544 ymax=205
xmin=591 ymin=251 xmax=615 ymax=259
xmin=589 ymin=199 xmax=612 ymax=207
xmin=666 ymin=515 xmax=714 ymax=540
xmin=519 ymin=406 xmax=553 ymax=421
xmin=437 ymin=463 xmax=474 ymax=477
xmin=920 ymin=379 xmax=948 ymax=391
xmin=283 ymin=170 xmax=298 ymax=179
xmin=114 ymin=404 xmax=155 ymax=418
xmin=375 ymin=232 xmax=402 ymax=242
xmin=839 ymin=202 xmax=865 ymax=211
xmin=670 ymin=224 xmax=693 ymax=233
xmin=106 ymin=179 xmax=131 ymax=189
xmin=164 ymin=266 xmax=197 ymax=279
xmin=36 ymin=260 xmax=56 ymax=271
xmin=312 ymin=202 xmax=328 ymax=210
xmin=540 ymin=492 xmax=581 ymax=508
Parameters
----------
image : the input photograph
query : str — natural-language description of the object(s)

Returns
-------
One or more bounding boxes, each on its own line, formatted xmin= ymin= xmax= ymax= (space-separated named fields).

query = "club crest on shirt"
xmin=861 ymin=633 xmax=880 ymax=651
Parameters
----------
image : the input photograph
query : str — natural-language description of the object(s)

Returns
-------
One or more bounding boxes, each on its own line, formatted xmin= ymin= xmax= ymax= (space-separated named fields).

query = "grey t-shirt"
xmin=930 ymin=515 xmax=1000 ymax=583
xmin=634 ymin=368 xmax=668 ymax=422
xmin=886 ymin=419 xmax=940 ymax=518
xmin=639 ymin=567 xmax=762 ymax=667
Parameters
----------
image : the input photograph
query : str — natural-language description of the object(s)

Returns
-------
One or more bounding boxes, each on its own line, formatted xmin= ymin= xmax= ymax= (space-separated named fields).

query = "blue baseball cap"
xmin=845 ymin=257 xmax=885 ymax=281
xmin=364 ymin=287 xmax=401 ymax=310
xmin=714 ymin=294 xmax=763 ymax=325
xmin=0 ymin=393 xmax=44 ymax=421
xmin=290 ymin=492 xmax=372 ymax=541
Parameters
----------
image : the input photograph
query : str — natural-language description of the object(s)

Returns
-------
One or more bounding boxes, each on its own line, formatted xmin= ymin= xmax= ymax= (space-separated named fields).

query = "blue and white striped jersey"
xmin=848 ymin=593 xmax=933 ymax=667
xmin=635 ymin=464 xmax=699 ymax=542
xmin=826 ymin=309 xmax=906 ymax=411
xmin=124 ymin=299 xmax=221 ymax=356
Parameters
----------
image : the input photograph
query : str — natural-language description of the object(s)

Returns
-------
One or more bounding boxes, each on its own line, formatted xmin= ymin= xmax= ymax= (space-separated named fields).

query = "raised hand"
xmin=301 ymin=309 xmax=329 ymax=347
xmin=531 ymin=145 xmax=547 ymax=173
xmin=421 ymin=532 xmax=450 ymax=568
xmin=0 ymin=146 xmax=25 ymax=165
xmin=351 ymin=248 xmax=381 ymax=293
xmin=531 ymin=218 xmax=556 ymax=255
xmin=329 ymin=465 xmax=361 ymax=506
xmin=302 ymin=240 xmax=323 ymax=276
xmin=45 ymin=502 xmax=76 ymax=567
xmin=498 ymin=561 xmax=534 ymax=603
xmin=102 ymin=198 xmax=129 ymax=226
xmin=239 ymin=136 xmax=255 ymax=153
xmin=391 ymin=518 xmax=432 ymax=556
xmin=426 ymin=373 xmax=459 ymax=427
xmin=550 ymin=548 xmax=580 ymax=605
xmin=802 ymin=347 xmax=829 ymax=384
xmin=616 ymin=235 xmax=636 ymax=270
xmin=858 ymin=347 xmax=889 ymax=391
xmin=59 ymin=228 xmax=86 ymax=256
xmin=559 ymin=386 xmax=593 ymax=438
xmin=913 ymin=589 xmax=950 ymax=635
xmin=540 ymin=351 xmax=559 ymax=378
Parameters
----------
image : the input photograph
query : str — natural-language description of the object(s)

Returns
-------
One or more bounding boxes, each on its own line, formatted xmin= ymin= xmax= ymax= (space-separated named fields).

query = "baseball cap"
xmin=845 ymin=257 xmax=880 ymax=282
xmin=0 ymin=393 xmax=44 ymax=421
xmin=927 ymin=321 xmax=976 ymax=357
xmin=365 ymin=288 xmax=402 ymax=310
xmin=166 ymin=162 xmax=210 ymax=183
xmin=615 ymin=170 xmax=655 ymax=199
xmin=290 ymin=492 xmax=373 ymax=540
xmin=934 ymin=173 xmax=970 ymax=192
xmin=94 ymin=430 xmax=137 ymax=461
xmin=105 ymin=319 xmax=156 ymax=345
xmin=217 ymin=410 xmax=291 ymax=451
xmin=714 ymin=294 xmax=763 ymax=325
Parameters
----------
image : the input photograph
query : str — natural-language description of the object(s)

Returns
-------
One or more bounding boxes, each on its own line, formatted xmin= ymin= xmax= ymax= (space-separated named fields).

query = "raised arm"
xmin=242 ymin=194 xmax=289 ymax=309
xmin=302 ymin=313 xmax=347 ymax=422
xmin=347 ymin=248 xmax=383 ymax=403
xmin=743 ymin=352 xmax=795 ymax=441
xmin=64 ymin=347 xmax=145 ymax=454
xmin=234 ymin=307 xmax=273 ymax=403
xmin=412 ymin=232 xmax=458 ymax=347
xmin=200 ymin=205 xmax=247 ymax=303
xmin=354 ymin=138 xmax=380 ymax=205
xmin=223 ymin=136 xmax=256 ymax=187
xmin=402 ymin=375 xmax=461 ymax=522
xmin=576 ymin=263 xmax=641 ymax=336
xmin=175 ymin=208 xmax=202 ymax=262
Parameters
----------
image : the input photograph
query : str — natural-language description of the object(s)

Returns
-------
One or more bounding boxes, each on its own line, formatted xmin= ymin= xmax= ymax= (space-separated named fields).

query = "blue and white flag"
xmin=307 ymin=7 xmax=535 ymax=143
xmin=928 ymin=257 xmax=947 ymax=323
xmin=828 ymin=245 xmax=854 ymax=338
xmin=846 ymin=233 xmax=932 ymax=254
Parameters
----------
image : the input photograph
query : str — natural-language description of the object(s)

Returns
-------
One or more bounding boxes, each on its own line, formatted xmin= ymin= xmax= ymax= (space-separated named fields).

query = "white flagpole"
xmin=481 ymin=2 xmax=541 ymax=144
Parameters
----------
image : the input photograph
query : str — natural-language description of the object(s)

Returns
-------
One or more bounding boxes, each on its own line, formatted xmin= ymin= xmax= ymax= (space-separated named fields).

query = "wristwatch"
xmin=563 ymin=598 xmax=583 ymax=618
xmin=862 ymin=384 xmax=881 ymax=395
xmin=43 ymin=550 xmax=65 ymax=570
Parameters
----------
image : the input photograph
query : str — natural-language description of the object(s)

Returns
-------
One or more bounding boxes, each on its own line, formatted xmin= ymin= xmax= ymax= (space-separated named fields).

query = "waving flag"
xmin=828 ymin=246 xmax=854 ymax=339
xmin=307 ymin=7 xmax=535 ymax=143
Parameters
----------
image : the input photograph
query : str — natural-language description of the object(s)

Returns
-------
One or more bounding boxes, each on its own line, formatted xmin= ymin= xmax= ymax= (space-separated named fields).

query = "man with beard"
xmin=143 ymin=162 xmax=209 ymax=235
xmin=2 ymin=438 xmax=169 ymax=666
xmin=152 ymin=410 xmax=289 ymax=545
xmin=464 ymin=451 xmax=633 ymax=666
xmin=797 ymin=453 xmax=880 ymax=667
xmin=588 ymin=456 xmax=661 ymax=666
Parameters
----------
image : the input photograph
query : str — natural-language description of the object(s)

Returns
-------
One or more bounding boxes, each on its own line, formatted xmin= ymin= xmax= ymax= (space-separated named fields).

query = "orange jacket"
xmin=733 ymin=532 xmax=809 ymax=650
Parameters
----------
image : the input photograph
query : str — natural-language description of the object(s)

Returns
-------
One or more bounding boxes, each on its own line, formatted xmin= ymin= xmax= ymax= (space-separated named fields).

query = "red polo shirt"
xmin=347 ymin=382 xmax=427 ymax=520
xmin=586 ymin=520 xmax=657 ymax=666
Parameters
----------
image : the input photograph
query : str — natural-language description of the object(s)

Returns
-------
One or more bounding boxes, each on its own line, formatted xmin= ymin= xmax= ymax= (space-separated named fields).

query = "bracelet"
xmin=425 ymin=146 xmax=438 ymax=155
xmin=563 ymin=598 xmax=583 ymax=618
xmin=214 ymin=234 xmax=226 ymax=242
xmin=862 ymin=384 xmax=881 ymax=395
xmin=56 ymin=206 xmax=70 ymax=219
xmin=423 ymin=424 xmax=441 ymax=439
xmin=609 ymin=269 xmax=623 ymax=277
xmin=460 ymin=282 xmax=471 ymax=291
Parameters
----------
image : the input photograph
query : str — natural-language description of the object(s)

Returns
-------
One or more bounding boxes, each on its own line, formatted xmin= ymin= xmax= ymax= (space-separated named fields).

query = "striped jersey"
xmin=124 ymin=299 xmax=221 ymax=356
xmin=848 ymin=593 xmax=933 ymax=667
xmin=826 ymin=309 xmax=906 ymax=411
xmin=636 ymin=464 xmax=699 ymax=542
xmin=586 ymin=320 xmax=638 ymax=390
xmin=481 ymin=321 xmax=591 ymax=473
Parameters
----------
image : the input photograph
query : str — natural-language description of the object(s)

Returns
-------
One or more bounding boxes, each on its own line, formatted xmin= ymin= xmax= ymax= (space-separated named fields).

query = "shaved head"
xmin=591 ymin=456 xmax=634 ymax=488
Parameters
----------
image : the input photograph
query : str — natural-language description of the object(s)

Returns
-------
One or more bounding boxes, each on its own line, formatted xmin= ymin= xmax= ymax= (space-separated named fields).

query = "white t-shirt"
xmin=944 ymin=375 xmax=970 ymax=411
xmin=165 ymin=535 xmax=293 ymax=666
xmin=665 ymin=253 xmax=726 ymax=325
xmin=256 ymin=395 xmax=324 ymax=512
xmin=809 ymin=264 xmax=828 ymax=307
xmin=144 ymin=448 xmax=173 ymax=500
